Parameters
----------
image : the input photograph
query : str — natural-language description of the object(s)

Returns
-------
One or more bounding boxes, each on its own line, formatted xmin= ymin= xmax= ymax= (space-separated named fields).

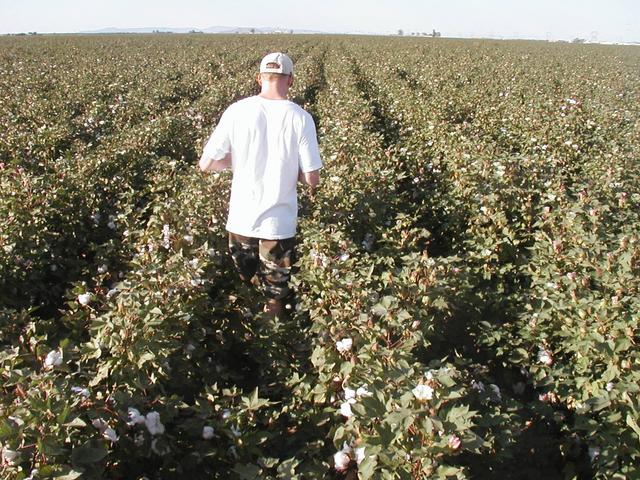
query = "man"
xmin=199 ymin=52 xmax=322 ymax=318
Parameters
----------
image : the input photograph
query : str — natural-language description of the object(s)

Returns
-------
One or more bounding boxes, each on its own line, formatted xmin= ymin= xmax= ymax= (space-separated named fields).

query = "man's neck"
xmin=258 ymin=92 xmax=288 ymax=100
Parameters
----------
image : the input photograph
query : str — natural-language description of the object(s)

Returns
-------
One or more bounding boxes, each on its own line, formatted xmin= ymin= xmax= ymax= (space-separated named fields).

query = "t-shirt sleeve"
xmin=201 ymin=108 xmax=232 ymax=162
xmin=298 ymin=113 xmax=323 ymax=173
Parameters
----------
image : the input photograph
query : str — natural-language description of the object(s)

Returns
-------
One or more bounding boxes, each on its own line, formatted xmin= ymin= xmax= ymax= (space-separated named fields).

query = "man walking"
xmin=199 ymin=52 xmax=322 ymax=318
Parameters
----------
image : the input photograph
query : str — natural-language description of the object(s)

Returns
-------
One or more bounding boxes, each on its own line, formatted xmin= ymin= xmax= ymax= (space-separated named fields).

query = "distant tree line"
xmin=398 ymin=29 xmax=441 ymax=37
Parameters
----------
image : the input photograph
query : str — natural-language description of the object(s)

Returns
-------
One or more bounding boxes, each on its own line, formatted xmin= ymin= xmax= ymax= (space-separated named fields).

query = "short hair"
xmin=260 ymin=72 xmax=291 ymax=81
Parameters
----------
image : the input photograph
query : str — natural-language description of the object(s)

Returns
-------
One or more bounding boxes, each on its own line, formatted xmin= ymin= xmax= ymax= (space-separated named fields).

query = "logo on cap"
xmin=260 ymin=52 xmax=293 ymax=75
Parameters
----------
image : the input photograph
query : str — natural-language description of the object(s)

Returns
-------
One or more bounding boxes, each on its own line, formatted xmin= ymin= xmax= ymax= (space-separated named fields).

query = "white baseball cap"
xmin=260 ymin=52 xmax=293 ymax=75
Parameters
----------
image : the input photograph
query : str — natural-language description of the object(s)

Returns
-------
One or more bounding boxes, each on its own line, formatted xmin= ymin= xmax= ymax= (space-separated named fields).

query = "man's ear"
xmin=256 ymin=73 xmax=263 ymax=86
xmin=288 ymin=74 xmax=294 ymax=87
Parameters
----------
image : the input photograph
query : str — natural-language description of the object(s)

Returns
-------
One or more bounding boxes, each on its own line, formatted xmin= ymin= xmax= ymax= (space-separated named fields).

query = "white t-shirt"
xmin=202 ymin=95 xmax=322 ymax=239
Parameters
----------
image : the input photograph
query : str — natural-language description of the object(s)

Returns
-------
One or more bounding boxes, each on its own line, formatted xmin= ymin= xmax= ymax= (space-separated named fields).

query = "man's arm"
xmin=298 ymin=168 xmax=320 ymax=188
xmin=199 ymin=108 xmax=232 ymax=172
xmin=200 ymin=151 xmax=231 ymax=172
xmin=298 ymin=112 xmax=322 ymax=190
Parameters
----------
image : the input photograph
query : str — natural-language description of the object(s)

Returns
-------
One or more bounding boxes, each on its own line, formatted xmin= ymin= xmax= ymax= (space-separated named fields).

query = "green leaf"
xmin=585 ymin=396 xmax=610 ymax=412
xmin=242 ymin=387 xmax=270 ymax=411
xmin=310 ymin=346 xmax=325 ymax=368
xmin=89 ymin=362 xmax=110 ymax=387
xmin=71 ymin=439 xmax=108 ymax=466
xmin=38 ymin=435 xmax=64 ymax=456
xmin=509 ymin=348 xmax=529 ymax=363
xmin=340 ymin=361 xmax=354 ymax=376
xmin=64 ymin=417 xmax=88 ymax=428
xmin=54 ymin=469 xmax=84 ymax=480
xmin=358 ymin=454 xmax=378 ymax=479
xmin=0 ymin=347 xmax=19 ymax=363
xmin=602 ymin=365 xmax=619 ymax=383
xmin=259 ymin=457 xmax=279 ymax=468
xmin=57 ymin=404 xmax=71 ymax=424
xmin=371 ymin=303 xmax=388 ymax=316
xmin=276 ymin=457 xmax=300 ymax=478
xmin=137 ymin=351 xmax=155 ymax=367
xmin=436 ymin=465 xmax=463 ymax=478
xmin=233 ymin=464 xmax=262 ymax=479
xmin=626 ymin=414 xmax=640 ymax=440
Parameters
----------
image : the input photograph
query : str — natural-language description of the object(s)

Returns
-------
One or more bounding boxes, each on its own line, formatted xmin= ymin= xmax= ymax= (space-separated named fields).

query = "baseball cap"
xmin=259 ymin=52 xmax=293 ymax=75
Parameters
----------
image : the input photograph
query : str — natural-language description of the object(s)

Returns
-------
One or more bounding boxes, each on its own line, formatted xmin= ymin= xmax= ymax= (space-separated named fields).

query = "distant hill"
xmin=80 ymin=26 xmax=325 ymax=35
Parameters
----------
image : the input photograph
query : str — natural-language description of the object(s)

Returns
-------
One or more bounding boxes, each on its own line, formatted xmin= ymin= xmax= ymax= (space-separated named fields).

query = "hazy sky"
xmin=1 ymin=0 xmax=638 ymax=42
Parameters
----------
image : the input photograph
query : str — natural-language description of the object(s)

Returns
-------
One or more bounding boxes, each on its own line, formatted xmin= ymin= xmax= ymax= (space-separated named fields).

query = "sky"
xmin=1 ymin=0 xmax=638 ymax=43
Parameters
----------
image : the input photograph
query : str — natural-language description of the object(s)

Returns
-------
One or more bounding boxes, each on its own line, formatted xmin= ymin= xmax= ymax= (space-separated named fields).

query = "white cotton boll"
xmin=77 ymin=293 xmax=92 ymax=305
xmin=333 ymin=441 xmax=353 ymax=471
xmin=25 ymin=469 xmax=39 ymax=480
xmin=145 ymin=411 xmax=165 ymax=435
xmin=339 ymin=402 xmax=353 ymax=418
xmin=107 ymin=221 xmax=116 ymax=230
xmin=202 ymin=426 xmax=215 ymax=439
xmin=471 ymin=380 xmax=485 ymax=392
xmin=343 ymin=387 xmax=356 ymax=401
xmin=412 ymin=384 xmax=434 ymax=402
xmin=537 ymin=348 xmax=553 ymax=366
xmin=8 ymin=416 xmax=24 ymax=427
xmin=97 ymin=264 xmax=108 ymax=274
xmin=336 ymin=338 xmax=353 ymax=353
xmin=103 ymin=427 xmax=119 ymax=442
xmin=356 ymin=386 xmax=373 ymax=398
xmin=127 ymin=407 xmax=146 ymax=426
xmin=106 ymin=288 xmax=118 ymax=299
xmin=71 ymin=386 xmax=90 ymax=397
xmin=162 ymin=224 xmax=171 ymax=249
xmin=334 ymin=450 xmax=350 ymax=472
xmin=183 ymin=234 xmax=194 ymax=244
xmin=92 ymin=418 xmax=108 ymax=432
xmin=355 ymin=446 xmax=365 ymax=465
xmin=230 ymin=425 xmax=242 ymax=437
xmin=44 ymin=349 xmax=63 ymax=368
xmin=1 ymin=447 xmax=20 ymax=466
xmin=448 ymin=434 xmax=462 ymax=450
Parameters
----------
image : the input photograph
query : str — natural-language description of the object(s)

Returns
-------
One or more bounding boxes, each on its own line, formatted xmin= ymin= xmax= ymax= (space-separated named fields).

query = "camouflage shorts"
xmin=228 ymin=232 xmax=296 ymax=300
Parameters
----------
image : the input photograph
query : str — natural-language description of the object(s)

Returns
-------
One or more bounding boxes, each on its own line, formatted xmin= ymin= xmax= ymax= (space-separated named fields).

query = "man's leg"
xmin=257 ymin=237 xmax=296 ymax=318
xmin=228 ymin=232 xmax=259 ymax=284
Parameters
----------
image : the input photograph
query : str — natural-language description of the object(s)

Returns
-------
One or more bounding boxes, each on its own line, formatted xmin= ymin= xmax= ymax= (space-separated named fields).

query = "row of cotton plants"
xmin=1 ymin=34 xmax=638 ymax=479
